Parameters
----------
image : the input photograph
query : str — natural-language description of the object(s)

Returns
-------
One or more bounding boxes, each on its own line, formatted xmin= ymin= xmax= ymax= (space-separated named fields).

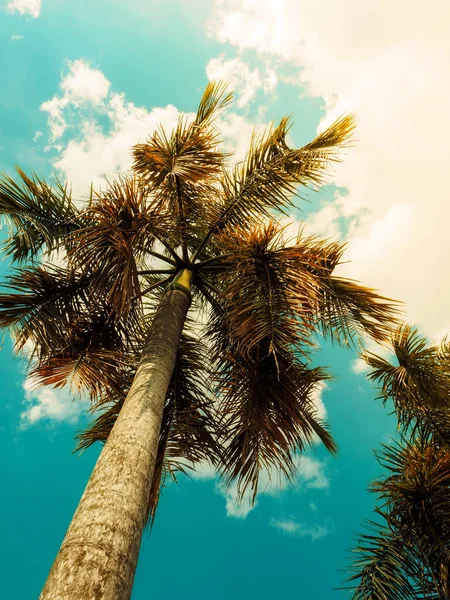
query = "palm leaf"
xmin=0 ymin=264 xmax=91 ymax=356
xmin=194 ymin=80 xmax=233 ymax=126
xmin=0 ymin=167 xmax=81 ymax=262
xmin=204 ymin=223 xmax=399 ymax=358
xmin=207 ymin=221 xmax=316 ymax=358
xmin=316 ymin=277 xmax=400 ymax=346
xmin=192 ymin=114 xmax=355 ymax=261
xmin=373 ymin=437 xmax=450 ymax=575
xmin=69 ymin=176 xmax=171 ymax=318
xmin=344 ymin=522 xmax=436 ymax=600
xmin=133 ymin=81 xmax=231 ymax=191
xmin=146 ymin=332 xmax=219 ymax=522
xmin=0 ymin=263 xmax=140 ymax=398
xmin=29 ymin=319 xmax=132 ymax=399
xmin=210 ymin=318 xmax=335 ymax=502
xmin=365 ymin=325 xmax=450 ymax=437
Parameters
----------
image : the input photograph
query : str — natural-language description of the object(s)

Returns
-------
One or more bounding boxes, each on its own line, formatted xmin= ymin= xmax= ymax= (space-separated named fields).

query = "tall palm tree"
xmin=0 ymin=83 xmax=398 ymax=600
xmin=345 ymin=325 xmax=450 ymax=599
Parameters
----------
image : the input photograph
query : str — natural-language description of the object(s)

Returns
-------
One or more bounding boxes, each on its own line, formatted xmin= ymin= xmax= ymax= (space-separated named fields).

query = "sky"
xmin=0 ymin=0 xmax=449 ymax=598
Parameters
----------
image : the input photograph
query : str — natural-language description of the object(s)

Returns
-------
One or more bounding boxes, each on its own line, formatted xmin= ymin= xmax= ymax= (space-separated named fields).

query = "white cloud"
xmin=222 ymin=482 xmax=256 ymax=518
xmin=190 ymin=460 xmax=217 ymax=480
xmin=206 ymin=55 xmax=277 ymax=107
xmin=8 ymin=0 xmax=41 ymax=18
xmin=210 ymin=0 xmax=450 ymax=339
xmin=41 ymin=60 xmax=111 ymax=141
xmin=351 ymin=357 xmax=370 ymax=376
xmin=296 ymin=455 xmax=329 ymax=490
xmin=11 ymin=34 xmax=24 ymax=40
xmin=20 ymin=378 xmax=89 ymax=428
xmin=191 ymin=454 xmax=329 ymax=519
xmin=217 ymin=111 xmax=266 ymax=163
xmin=214 ymin=455 xmax=329 ymax=519
xmin=60 ymin=60 xmax=111 ymax=105
xmin=40 ymin=60 xmax=181 ymax=196
xmin=270 ymin=517 xmax=330 ymax=540
xmin=310 ymin=381 xmax=327 ymax=420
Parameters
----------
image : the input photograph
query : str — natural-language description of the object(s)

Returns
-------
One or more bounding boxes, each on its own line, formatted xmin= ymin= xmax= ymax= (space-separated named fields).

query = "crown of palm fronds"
xmin=344 ymin=522 xmax=441 ymax=600
xmin=0 ymin=81 xmax=400 ymax=521
xmin=346 ymin=325 xmax=450 ymax=599
xmin=346 ymin=437 xmax=450 ymax=599
xmin=364 ymin=324 xmax=450 ymax=443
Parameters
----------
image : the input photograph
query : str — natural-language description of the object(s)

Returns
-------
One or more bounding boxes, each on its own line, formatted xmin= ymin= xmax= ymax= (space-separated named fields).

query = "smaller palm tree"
xmin=345 ymin=325 xmax=450 ymax=599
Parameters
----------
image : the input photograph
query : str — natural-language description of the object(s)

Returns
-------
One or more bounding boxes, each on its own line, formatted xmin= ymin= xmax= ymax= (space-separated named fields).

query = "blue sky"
xmin=1 ymin=0 xmax=449 ymax=598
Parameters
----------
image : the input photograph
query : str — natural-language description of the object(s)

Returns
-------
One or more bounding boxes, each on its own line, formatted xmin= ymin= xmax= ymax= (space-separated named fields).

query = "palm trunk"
xmin=39 ymin=275 xmax=192 ymax=600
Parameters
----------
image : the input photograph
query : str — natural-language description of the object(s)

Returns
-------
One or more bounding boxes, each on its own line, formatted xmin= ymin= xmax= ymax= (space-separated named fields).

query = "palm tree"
xmin=345 ymin=325 xmax=450 ymax=599
xmin=0 ymin=82 xmax=398 ymax=600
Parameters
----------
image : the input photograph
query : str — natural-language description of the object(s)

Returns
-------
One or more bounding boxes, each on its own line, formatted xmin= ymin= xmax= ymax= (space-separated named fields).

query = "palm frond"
xmin=29 ymin=322 xmax=132 ymax=399
xmin=206 ymin=221 xmax=316 ymax=358
xmin=345 ymin=436 xmax=450 ymax=599
xmin=211 ymin=319 xmax=335 ymax=501
xmin=132 ymin=100 xmax=229 ymax=259
xmin=132 ymin=80 xmax=231 ymax=190
xmin=344 ymin=522 xmax=436 ymax=600
xmin=373 ymin=437 xmax=450 ymax=573
xmin=316 ymin=277 xmax=400 ymax=346
xmin=75 ymin=378 xmax=131 ymax=452
xmin=69 ymin=176 xmax=171 ymax=318
xmin=0 ymin=262 xmax=140 ymax=398
xmin=0 ymin=264 xmax=91 ymax=356
xmin=0 ymin=167 xmax=81 ymax=261
xmin=194 ymin=80 xmax=233 ymax=126
xmin=345 ymin=324 xmax=450 ymax=599
xmin=365 ymin=325 xmax=450 ymax=437
xmin=192 ymin=114 xmax=355 ymax=261
xmin=204 ymin=223 xmax=399 ymax=358
xmin=146 ymin=332 xmax=219 ymax=523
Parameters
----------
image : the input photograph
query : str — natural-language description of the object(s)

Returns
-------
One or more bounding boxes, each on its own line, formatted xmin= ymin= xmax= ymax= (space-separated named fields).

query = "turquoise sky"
xmin=0 ymin=1 xmax=401 ymax=598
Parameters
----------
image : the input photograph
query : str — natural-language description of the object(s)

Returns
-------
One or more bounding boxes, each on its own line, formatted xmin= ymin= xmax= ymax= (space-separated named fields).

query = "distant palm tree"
xmin=0 ymin=82 xmax=398 ymax=600
xmin=345 ymin=325 xmax=450 ymax=599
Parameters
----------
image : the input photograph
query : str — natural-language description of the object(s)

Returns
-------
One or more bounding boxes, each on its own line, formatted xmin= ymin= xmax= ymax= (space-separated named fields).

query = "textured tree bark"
xmin=39 ymin=282 xmax=191 ymax=600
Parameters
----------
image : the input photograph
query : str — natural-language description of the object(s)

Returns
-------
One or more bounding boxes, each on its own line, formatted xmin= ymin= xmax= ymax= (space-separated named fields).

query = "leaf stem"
xmin=175 ymin=177 xmax=189 ymax=263
xmin=140 ymin=275 xmax=174 ymax=297
xmin=137 ymin=269 xmax=177 ymax=276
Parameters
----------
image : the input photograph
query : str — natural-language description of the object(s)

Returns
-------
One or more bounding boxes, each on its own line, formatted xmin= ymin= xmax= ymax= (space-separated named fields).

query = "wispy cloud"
xmin=20 ymin=378 xmax=89 ymax=428
xmin=11 ymin=34 xmax=24 ymax=40
xmin=271 ymin=517 xmax=331 ymax=541
xmin=206 ymin=54 xmax=276 ymax=108
xmin=8 ymin=0 xmax=41 ymax=18
xmin=40 ymin=60 xmax=182 ymax=197
xmin=193 ymin=454 xmax=330 ymax=519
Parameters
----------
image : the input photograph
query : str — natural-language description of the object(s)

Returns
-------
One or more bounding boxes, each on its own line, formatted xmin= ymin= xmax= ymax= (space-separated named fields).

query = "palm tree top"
xmin=0 ymin=80 xmax=400 ymax=515
xmin=345 ymin=325 xmax=450 ymax=599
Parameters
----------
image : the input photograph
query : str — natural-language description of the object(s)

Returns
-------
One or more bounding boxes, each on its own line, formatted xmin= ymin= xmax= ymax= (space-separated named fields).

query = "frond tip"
xmin=213 ymin=334 xmax=336 ymax=503
xmin=195 ymin=80 xmax=233 ymax=125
